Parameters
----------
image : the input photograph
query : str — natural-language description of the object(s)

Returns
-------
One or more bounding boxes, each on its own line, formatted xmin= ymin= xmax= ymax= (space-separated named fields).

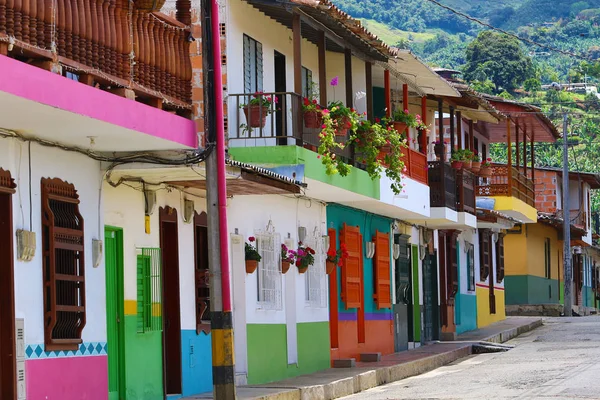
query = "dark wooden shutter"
xmin=448 ymin=232 xmax=458 ymax=299
xmin=479 ymin=230 xmax=490 ymax=281
xmin=496 ymin=234 xmax=505 ymax=283
xmin=41 ymin=178 xmax=86 ymax=351
xmin=194 ymin=212 xmax=210 ymax=334
xmin=373 ymin=231 xmax=391 ymax=309
xmin=341 ymin=223 xmax=362 ymax=309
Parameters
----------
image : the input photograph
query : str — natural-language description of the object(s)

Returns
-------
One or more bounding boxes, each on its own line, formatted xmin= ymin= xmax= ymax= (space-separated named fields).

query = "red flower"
xmin=312 ymin=99 xmax=318 ymax=104
xmin=304 ymin=98 xmax=310 ymax=106
xmin=296 ymin=260 xmax=301 ymax=266
xmin=248 ymin=236 xmax=256 ymax=242
xmin=308 ymin=247 xmax=316 ymax=255
xmin=327 ymin=249 xmax=336 ymax=257
xmin=375 ymin=118 xmax=381 ymax=123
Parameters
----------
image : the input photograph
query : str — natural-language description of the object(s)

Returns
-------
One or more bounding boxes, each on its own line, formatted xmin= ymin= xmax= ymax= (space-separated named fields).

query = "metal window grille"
xmin=136 ymin=248 xmax=163 ymax=333
xmin=256 ymin=222 xmax=282 ymax=310
xmin=467 ymin=244 xmax=475 ymax=291
xmin=306 ymin=228 xmax=328 ymax=308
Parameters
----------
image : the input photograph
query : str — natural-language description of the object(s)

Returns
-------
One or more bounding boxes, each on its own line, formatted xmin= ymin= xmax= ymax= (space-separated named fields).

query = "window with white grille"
xmin=256 ymin=222 xmax=282 ymax=310
xmin=305 ymin=228 xmax=328 ymax=308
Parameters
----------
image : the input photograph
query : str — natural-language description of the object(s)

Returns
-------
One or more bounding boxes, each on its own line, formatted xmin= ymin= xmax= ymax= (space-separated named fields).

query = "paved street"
xmin=342 ymin=317 xmax=600 ymax=400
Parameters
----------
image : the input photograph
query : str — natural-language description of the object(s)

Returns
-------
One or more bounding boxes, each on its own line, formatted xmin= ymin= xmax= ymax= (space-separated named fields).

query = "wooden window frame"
xmin=301 ymin=66 xmax=313 ymax=99
xmin=479 ymin=229 xmax=490 ymax=282
xmin=41 ymin=178 xmax=86 ymax=351
xmin=194 ymin=212 xmax=211 ymax=334
xmin=544 ymin=238 xmax=551 ymax=279
xmin=467 ymin=244 xmax=475 ymax=291
xmin=496 ymin=234 xmax=505 ymax=284
xmin=373 ymin=231 xmax=392 ymax=310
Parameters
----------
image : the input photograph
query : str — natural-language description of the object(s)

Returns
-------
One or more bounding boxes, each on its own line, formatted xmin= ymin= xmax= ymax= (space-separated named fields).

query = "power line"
xmin=421 ymin=0 xmax=593 ymax=62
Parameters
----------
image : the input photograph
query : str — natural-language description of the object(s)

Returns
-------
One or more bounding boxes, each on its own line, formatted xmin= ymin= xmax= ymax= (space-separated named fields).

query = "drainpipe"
xmin=203 ymin=0 xmax=236 ymax=398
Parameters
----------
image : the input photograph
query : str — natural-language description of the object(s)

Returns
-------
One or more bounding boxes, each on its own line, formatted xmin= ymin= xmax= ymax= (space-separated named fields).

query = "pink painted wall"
xmin=0 ymin=55 xmax=197 ymax=148
xmin=26 ymin=356 xmax=108 ymax=400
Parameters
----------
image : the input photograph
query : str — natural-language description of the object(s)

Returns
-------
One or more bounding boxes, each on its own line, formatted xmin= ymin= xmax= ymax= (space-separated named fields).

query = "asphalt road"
xmin=341 ymin=316 xmax=600 ymax=400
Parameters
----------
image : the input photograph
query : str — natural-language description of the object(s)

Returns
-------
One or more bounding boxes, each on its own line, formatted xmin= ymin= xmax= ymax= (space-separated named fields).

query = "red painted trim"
xmin=476 ymin=283 xmax=505 ymax=291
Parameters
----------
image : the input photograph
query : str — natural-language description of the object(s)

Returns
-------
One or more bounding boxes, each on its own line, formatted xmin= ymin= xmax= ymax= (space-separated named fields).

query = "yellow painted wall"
xmin=476 ymin=287 xmax=506 ymax=328
xmin=504 ymin=228 xmax=528 ymax=276
xmin=526 ymin=224 xmax=561 ymax=280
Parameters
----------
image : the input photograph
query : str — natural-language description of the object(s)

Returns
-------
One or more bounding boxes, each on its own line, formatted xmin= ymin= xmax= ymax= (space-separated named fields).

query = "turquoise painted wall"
xmin=505 ymin=275 xmax=560 ymax=305
xmin=180 ymin=330 xmax=212 ymax=396
xmin=583 ymin=287 xmax=594 ymax=308
xmin=326 ymin=203 xmax=393 ymax=316
xmin=455 ymin=294 xmax=477 ymax=335
xmin=246 ymin=322 xmax=330 ymax=385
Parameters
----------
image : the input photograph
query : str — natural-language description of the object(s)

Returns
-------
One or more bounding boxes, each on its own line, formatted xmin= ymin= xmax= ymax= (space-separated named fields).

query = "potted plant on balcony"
xmin=245 ymin=236 xmax=261 ymax=274
xmin=391 ymin=109 xmax=417 ymax=134
xmin=480 ymin=157 xmax=493 ymax=177
xmin=326 ymin=243 xmax=349 ymax=274
xmin=281 ymin=243 xmax=296 ymax=274
xmin=462 ymin=149 xmax=474 ymax=169
xmin=240 ymin=92 xmax=277 ymax=129
xmin=471 ymin=153 xmax=481 ymax=173
xmin=302 ymin=97 xmax=323 ymax=129
xmin=450 ymin=149 xmax=464 ymax=169
xmin=352 ymin=118 xmax=407 ymax=195
xmin=295 ymin=242 xmax=315 ymax=274
xmin=325 ymin=101 xmax=359 ymax=137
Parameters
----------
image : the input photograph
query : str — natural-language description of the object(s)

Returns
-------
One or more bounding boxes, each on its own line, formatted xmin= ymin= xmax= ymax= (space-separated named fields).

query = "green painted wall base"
xmin=246 ymin=322 xmax=330 ymax=385
xmin=123 ymin=315 xmax=164 ymax=400
xmin=505 ymin=275 xmax=560 ymax=305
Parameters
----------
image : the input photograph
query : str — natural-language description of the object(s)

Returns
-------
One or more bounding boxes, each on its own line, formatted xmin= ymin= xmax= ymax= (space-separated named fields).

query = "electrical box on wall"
xmin=16 ymin=230 xmax=35 ymax=262
xmin=92 ymin=239 xmax=103 ymax=268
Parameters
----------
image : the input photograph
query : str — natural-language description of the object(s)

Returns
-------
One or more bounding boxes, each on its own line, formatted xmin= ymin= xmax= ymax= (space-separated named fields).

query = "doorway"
xmin=0 ymin=169 xmax=16 ymax=400
xmin=160 ymin=207 xmax=182 ymax=396
xmin=274 ymin=51 xmax=287 ymax=145
xmin=105 ymin=227 xmax=125 ymax=400
xmin=393 ymin=235 xmax=411 ymax=352
xmin=422 ymin=251 xmax=439 ymax=342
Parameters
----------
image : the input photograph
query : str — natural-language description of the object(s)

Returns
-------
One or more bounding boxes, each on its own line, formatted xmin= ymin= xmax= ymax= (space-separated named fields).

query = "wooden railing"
xmin=0 ymin=0 xmax=192 ymax=106
xmin=475 ymin=164 xmax=535 ymax=207
xmin=401 ymin=147 xmax=428 ymax=186
xmin=428 ymin=161 xmax=457 ymax=210
xmin=456 ymin=169 xmax=476 ymax=214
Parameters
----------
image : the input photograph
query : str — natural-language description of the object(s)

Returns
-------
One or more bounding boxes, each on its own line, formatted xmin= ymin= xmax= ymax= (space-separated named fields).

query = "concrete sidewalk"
xmin=186 ymin=317 xmax=542 ymax=400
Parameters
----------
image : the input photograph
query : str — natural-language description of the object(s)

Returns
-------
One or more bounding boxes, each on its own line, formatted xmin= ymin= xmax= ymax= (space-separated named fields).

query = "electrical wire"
xmin=421 ymin=0 xmax=594 ymax=62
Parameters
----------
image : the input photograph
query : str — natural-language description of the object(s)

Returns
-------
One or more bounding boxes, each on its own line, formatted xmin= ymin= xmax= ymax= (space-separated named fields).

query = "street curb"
xmin=250 ymin=319 xmax=543 ymax=400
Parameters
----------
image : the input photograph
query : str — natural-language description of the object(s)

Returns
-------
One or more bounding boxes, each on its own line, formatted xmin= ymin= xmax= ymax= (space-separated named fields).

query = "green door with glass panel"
xmin=105 ymin=227 xmax=125 ymax=400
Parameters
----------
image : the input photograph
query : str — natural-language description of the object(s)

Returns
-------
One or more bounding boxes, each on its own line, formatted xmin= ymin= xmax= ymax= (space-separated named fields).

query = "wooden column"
xmin=449 ymin=107 xmax=455 ymax=153
xmin=507 ymin=119 xmax=513 ymax=196
xmin=469 ymin=120 xmax=474 ymax=152
xmin=456 ymin=111 xmax=462 ymax=149
xmin=384 ymin=69 xmax=391 ymax=118
xmin=293 ymin=14 xmax=302 ymax=96
xmin=402 ymin=83 xmax=409 ymax=111
xmin=523 ymin=123 xmax=528 ymax=177
xmin=365 ymin=62 xmax=373 ymax=121
xmin=438 ymin=99 xmax=444 ymax=161
xmin=344 ymin=48 xmax=353 ymax=107
xmin=421 ymin=96 xmax=428 ymax=153
xmin=318 ymin=30 xmax=327 ymax=106
xmin=515 ymin=119 xmax=520 ymax=171
xmin=530 ymin=126 xmax=535 ymax=184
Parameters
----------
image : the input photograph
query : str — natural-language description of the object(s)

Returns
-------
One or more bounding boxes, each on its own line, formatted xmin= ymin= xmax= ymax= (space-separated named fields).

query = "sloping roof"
xmin=534 ymin=166 xmax=600 ymax=189
xmin=446 ymin=83 xmax=505 ymax=123
xmin=226 ymin=159 xmax=307 ymax=188
xmin=538 ymin=212 xmax=587 ymax=236
xmin=477 ymin=208 xmax=521 ymax=224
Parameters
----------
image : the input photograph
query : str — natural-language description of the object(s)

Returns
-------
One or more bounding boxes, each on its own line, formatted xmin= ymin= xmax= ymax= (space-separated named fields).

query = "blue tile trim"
xmin=25 ymin=342 xmax=107 ymax=360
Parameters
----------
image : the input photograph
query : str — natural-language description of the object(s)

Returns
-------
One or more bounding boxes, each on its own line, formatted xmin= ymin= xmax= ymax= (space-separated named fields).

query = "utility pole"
xmin=202 ymin=0 xmax=236 ymax=398
xmin=562 ymin=112 xmax=572 ymax=317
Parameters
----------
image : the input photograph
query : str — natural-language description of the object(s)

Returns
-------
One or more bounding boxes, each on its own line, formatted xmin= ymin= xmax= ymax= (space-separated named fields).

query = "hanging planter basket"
xmin=281 ymin=261 xmax=291 ymax=274
xmin=133 ymin=0 xmax=167 ymax=12
xmin=297 ymin=266 xmax=309 ymax=274
xmin=471 ymin=161 xmax=481 ymax=173
xmin=451 ymin=161 xmax=463 ymax=170
xmin=463 ymin=160 xmax=472 ymax=169
xmin=393 ymin=122 xmax=408 ymax=134
xmin=335 ymin=116 xmax=351 ymax=136
xmin=326 ymin=261 xmax=336 ymax=275
xmin=480 ymin=166 xmax=493 ymax=178
xmin=243 ymin=105 xmax=268 ymax=128
xmin=303 ymin=110 xmax=323 ymax=129
xmin=245 ymin=260 xmax=258 ymax=274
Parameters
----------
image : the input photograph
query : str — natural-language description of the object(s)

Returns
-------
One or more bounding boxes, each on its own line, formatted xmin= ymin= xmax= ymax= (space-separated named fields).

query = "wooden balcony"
xmin=401 ymin=147 xmax=428 ymax=186
xmin=428 ymin=161 xmax=456 ymax=210
xmin=456 ymin=169 xmax=476 ymax=214
xmin=476 ymin=164 xmax=535 ymax=207
xmin=0 ymin=0 xmax=192 ymax=111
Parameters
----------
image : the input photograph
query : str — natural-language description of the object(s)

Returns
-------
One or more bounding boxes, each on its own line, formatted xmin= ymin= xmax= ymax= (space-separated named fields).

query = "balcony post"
xmin=293 ymin=14 xmax=302 ymax=96
xmin=456 ymin=111 xmax=462 ymax=149
xmin=318 ymin=30 xmax=327 ymax=106
xmin=515 ymin=119 xmax=520 ymax=171
xmin=345 ymin=48 xmax=353 ymax=107
xmin=449 ymin=107 xmax=455 ymax=153
xmin=421 ymin=96 xmax=428 ymax=153
xmin=403 ymin=84 xmax=409 ymax=136
xmin=366 ymin=62 xmax=373 ymax=121
xmin=523 ymin=122 xmax=528 ymax=178
xmin=438 ymin=99 xmax=445 ymax=161
xmin=469 ymin=119 xmax=474 ymax=152
xmin=384 ymin=70 xmax=391 ymax=118
xmin=531 ymin=125 xmax=535 ymax=197
xmin=507 ymin=119 xmax=513 ymax=197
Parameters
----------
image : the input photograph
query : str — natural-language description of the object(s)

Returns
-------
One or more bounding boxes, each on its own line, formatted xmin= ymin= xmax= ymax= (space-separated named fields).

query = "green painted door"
xmin=105 ymin=227 xmax=125 ymax=400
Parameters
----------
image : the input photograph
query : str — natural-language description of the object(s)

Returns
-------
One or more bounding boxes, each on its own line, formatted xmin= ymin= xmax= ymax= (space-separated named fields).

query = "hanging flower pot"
xmin=379 ymin=143 xmax=392 ymax=154
xmin=303 ymin=110 xmax=323 ymax=129
xmin=243 ymin=105 xmax=269 ymax=128
xmin=471 ymin=161 xmax=481 ymax=173
xmin=326 ymin=261 xmax=336 ymax=275
xmin=298 ymin=266 xmax=308 ymax=274
xmin=281 ymin=261 xmax=291 ymax=274
xmin=451 ymin=161 xmax=463 ymax=170
xmin=480 ymin=166 xmax=493 ymax=178
xmin=463 ymin=160 xmax=472 ymax=169
xmin=335 ymin=116 xmax=351 ymax=136
xmin=245 ymin=260 xmax=258 ymax=274
xmin=393 ymin=122 xmax=407 ymax=134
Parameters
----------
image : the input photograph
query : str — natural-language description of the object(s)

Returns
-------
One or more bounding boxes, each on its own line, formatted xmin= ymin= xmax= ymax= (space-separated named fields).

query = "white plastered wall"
xmin=0 ymin=138 xmax=105 ymax=345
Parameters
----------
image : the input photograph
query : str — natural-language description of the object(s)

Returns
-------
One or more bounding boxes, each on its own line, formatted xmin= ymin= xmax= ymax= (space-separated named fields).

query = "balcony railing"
xmin=456 ymin=169 xmax=476 ymax=214
xmin=475 ymin=164 xmax=535 ymax=207
xmin=0 ymin=1 xmax=192 ymax=107
xmin=401 ymin=147 xmax=428 ymax=186
xmin=428 ymin=161 xmax=456 ymax=210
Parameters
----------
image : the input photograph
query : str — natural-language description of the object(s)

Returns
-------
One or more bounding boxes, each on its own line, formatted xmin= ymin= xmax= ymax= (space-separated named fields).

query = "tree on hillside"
xmin=463 ymin=31 xmax=534 ymax=92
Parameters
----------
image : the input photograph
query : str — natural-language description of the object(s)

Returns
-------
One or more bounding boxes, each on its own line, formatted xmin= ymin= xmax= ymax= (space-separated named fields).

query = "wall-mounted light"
xmin=182 ymin=199 xmax=194 ymax=224
xmin=92 ymin=239 xmax=103 ymax=268
xmin=366 ymin=242 xmax=375 ymax=259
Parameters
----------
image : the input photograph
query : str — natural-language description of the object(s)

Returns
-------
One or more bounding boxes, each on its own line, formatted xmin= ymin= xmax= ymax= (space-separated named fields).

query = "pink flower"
xmin=274 ymin=96 xmax=279 ymax=104
xmin=323 ymin=109 xmax=330 ymax=114
xmin=248 ymin=236 xmax=256 ymax=242
xmin=404 ymin=109 xmax=409 ymax=113
xmin=330 ymin=76 xmax=339 ymax=87
xmin=317 ymin=155 xmax=321 ymax=159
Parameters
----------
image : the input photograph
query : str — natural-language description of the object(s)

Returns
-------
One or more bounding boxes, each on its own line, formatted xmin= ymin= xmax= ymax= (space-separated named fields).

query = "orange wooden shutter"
xmin=373 ymin=231 xmax=392 ymax=309
xmin=341 ymin=223 xmax=362 ymax=309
